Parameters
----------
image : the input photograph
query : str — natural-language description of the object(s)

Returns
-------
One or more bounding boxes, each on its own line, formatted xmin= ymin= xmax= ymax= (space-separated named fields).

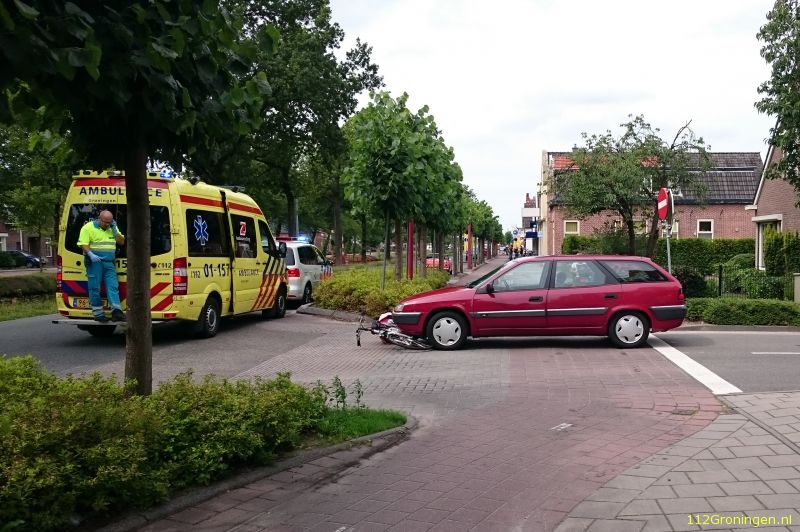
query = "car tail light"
xmin=56 ymin=255 xmax=62 ymax=292
xmin=287 ymin=267 xmax=300 ymax=278
xmin=678 ymin=287 xmax=685 ymax=302
xmin=173 ymin=257 xmax=188 ymax=295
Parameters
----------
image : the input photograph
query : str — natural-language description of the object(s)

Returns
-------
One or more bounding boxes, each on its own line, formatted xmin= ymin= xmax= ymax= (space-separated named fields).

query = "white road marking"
xmin=752 ymin=352 xmax=800 ymax=355
xmin=666 ymin=330 xmax=800 ymax=335
xmin=550 ymin=423 xmax=572 ymax=431
xmin=649 ymin=336 xmax=742 ymax=395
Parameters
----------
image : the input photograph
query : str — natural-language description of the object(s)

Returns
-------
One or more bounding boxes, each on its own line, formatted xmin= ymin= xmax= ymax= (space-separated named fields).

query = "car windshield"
xmin=466 ymin=264 xmax=508 ymax=288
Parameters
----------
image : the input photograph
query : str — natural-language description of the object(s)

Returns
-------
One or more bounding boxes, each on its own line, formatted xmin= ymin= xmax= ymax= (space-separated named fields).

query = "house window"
xmin=661 ymin=221 xmax=679 ymax=238
xmin=0 ymin=234 xmax=6 ymax=251
xmin=697 ymin=219 xmax=713 ymax=239
xmin=564 ymin=221 xmax=579 ymax=235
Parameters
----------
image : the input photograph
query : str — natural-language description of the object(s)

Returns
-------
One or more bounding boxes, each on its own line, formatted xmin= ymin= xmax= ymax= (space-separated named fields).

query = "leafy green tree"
xmin=229 ymin=0 xmax=381 ymax=237
xmin=757 ymin=0 xmax=800 ymax=204
xmin=0 ymin=2 xmax=273 ymax=395
xmin=548 ymin=115 xmax=709 ymax=256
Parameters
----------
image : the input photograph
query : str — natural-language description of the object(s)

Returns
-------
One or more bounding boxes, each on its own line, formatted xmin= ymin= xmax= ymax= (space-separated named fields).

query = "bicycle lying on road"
xmin=356 ymin=312 xmax=431 ymax=350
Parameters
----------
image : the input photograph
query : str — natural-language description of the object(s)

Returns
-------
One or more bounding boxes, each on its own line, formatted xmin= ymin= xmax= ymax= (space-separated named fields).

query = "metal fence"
xmin=672 ymin=264 xmax=795 ymax=301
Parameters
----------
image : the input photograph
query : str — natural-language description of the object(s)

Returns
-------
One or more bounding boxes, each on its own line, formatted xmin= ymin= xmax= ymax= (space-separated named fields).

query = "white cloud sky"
xmin=329 ymin=0 xmax=775 ymax=231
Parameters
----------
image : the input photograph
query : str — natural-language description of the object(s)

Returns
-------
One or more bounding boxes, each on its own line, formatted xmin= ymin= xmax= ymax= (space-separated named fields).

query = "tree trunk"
xmin=124 ymin=145 xmax=152 ymax=396
xmin=394 ymin=218 xmax=403 ymax=281
xmin=418 ymin=225 xmax=426 ymax=278
xmin=360 ymin=214 xmax=367 ymax=264
xmin=645 ymin=211 xmax=661 ymax=258
xmin=381 ymin=211 xmax=389 ymax=291
xmin=626 ymin=218 xmax=636 ymax=256
xmin=437 ymin=232 xmax=444 ymax=272
xmin=333 ymin=177 xmax=344 ymax=265
xmin=283 ymin=166 xmax=298 ymax=237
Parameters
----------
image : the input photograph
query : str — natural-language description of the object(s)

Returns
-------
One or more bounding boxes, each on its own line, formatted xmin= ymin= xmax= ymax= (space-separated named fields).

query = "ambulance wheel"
xmin=196 ymin=297 xmax=221 ymax=338
xmin=301 ymin=283 xmax=312 ymax=305
xmin=264 ymin=286 xmax=287 ymax=319
xmin=83 ymin=325 xmax=116 ymax=337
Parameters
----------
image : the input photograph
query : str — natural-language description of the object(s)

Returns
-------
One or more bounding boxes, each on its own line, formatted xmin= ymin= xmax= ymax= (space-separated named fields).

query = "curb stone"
xmin=90 ymin=415 xmax=418 ymax=532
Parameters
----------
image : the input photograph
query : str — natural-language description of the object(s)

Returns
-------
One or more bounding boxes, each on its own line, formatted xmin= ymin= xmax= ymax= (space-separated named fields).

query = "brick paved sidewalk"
xmin=141 ymin=338 xmax=722 ymax=531
xmin=556 ymin=392 xmax=800 ymax=532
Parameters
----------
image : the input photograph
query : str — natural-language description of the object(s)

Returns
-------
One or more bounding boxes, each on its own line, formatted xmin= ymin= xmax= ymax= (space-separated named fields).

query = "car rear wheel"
xmin=426 ymin=311 xmax=467 ymax=350
xmin=608 ymin=311 xmax=649 ymax=348
xmin=263 ymin=285 xmax=287 ymax=319
xmin=195 ymin=296 xmax=221 ymax=338
xmin=301 ymin=283 xmax=312 ymax=305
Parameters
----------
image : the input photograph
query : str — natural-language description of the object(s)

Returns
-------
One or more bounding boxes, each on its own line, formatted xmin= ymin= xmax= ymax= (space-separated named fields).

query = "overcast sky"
xmin=329 ymin=0 xmax=776 ymax=231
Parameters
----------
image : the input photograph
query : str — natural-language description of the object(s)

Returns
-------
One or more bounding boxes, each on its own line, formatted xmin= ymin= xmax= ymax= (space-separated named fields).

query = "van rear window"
xmin=64 ymin=204 xmax=171 ymax=257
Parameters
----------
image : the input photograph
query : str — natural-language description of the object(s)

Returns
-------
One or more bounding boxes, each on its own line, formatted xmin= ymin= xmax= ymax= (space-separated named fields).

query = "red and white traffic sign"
xmin=657 ymin=187 xmax=669 ymax=220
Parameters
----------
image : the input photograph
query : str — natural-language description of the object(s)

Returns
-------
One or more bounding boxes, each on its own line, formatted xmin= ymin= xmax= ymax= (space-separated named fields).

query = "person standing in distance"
xmin=77 ymin=210 xmax=126 ymax=322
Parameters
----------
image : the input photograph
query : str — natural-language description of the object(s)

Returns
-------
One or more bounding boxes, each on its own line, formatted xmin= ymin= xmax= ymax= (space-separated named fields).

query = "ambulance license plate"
xmin=72 ymin=298 xmax=107 ymax=309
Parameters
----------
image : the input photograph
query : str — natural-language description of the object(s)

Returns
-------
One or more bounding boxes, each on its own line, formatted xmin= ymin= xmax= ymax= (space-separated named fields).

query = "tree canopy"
xmin=757 ymin=0 xmax=800 ymax=204
xmin=548 ymin=115 xmax=709 ymax=256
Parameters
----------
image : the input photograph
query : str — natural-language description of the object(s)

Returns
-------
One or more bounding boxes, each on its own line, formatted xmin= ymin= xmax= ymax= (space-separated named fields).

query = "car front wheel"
xmin=608 ymin=311 xmax=649 ymax=348
xmin=426 ymin=311 xmax=467 ymax=350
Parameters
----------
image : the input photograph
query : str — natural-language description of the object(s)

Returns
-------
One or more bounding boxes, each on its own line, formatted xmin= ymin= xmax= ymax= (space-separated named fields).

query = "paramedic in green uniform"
xmin=77 ymin=210 xmax=126 ymax=322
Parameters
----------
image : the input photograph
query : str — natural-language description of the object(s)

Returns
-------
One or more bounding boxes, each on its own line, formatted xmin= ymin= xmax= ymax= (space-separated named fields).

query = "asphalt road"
xmin=655 ymin=327 xmax=800 ymax=393
xmin=3 ymin=307 xmax=800 ymax=396
xmin=0 ymin=309 xmax=333 ymax=384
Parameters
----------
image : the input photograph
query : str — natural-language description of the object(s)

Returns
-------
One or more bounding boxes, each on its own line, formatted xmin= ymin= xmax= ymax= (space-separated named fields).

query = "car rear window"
xmin=600 ymin=260 xmax=667 ymax=283
xmin=284 ymin=248 xmax=296 ymax=266
xmin=65 ymin=203 xmax=171 ymax=257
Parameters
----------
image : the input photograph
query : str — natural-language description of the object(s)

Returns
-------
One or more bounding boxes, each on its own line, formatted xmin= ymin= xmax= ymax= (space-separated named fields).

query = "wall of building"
xmin=755 ymin=171 xmax=800 ymax=233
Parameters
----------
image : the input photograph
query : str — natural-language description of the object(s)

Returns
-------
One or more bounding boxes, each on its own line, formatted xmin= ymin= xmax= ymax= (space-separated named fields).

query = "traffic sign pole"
xmin=658 ymin=187 xmax=673 ymax=274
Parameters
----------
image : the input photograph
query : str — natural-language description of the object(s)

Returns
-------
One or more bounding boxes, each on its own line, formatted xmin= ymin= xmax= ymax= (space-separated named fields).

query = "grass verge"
xmin=310 ymin=408 xmax=407 ymax=445
xmin=0 ymin=297 xmax=56 ymax=322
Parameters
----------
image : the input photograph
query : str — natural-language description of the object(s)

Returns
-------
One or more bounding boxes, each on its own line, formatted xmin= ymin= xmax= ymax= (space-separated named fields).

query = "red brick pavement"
xmin=144 ymin=340 xmax=722 ymax=532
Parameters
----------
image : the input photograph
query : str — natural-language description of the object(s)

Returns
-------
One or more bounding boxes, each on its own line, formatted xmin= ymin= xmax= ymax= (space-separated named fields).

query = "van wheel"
xmin=83 ymin=325 xmax=116 ymax=337
xmin=195 ymin=297 xmax=221 ymax=338
xmin=301 ymin=283 xmax=312 ymax=305
xmin=608 ymin=311 xmax=649 ymax=348
xmin=426 ymin=311 xmax=467 ymax=350
xmin=264 ymin=285 xmax=287 ymax=319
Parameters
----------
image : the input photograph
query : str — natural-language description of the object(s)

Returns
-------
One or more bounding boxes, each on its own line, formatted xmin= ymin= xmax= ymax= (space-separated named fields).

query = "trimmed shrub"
xmin=654 ymin=238 xmax=754 ymax=275
xmin=737 ymin=269 xmax=785 ymax=300
xmin=764 ymin=228 xmax=784 ymax=276
xmin=701 ymin=298 xmax=800 ymax=326
xmin=0 ymin=252 xmax=16 ymax=269
xmin=0 ymin=274 xmax=56 ymax=298
xmin=671 ymin=266 xmax=709 ymax=298
xmin=314 ymin=267 xmax=450 ymax=317
xmin=784 ymin=231 xmax=800 ymax=275
xmin=685 ymin=298 xmax=715 ymax=321
xmin=0 ymin=358 xmax=330 ymax=531
xmin=725 ymin=253 xmax=754 ymax=269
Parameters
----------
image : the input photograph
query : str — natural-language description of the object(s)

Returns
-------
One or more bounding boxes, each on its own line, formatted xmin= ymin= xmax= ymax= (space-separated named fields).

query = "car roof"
xmin=284 ymin=241 xmax=318 ymax=248
xmin=523 ymin=255 xmax=655 ymax=262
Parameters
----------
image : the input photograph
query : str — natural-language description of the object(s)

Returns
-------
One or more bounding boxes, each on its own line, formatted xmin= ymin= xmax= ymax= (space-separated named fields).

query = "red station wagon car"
xmin=392 ymin=255 xmax=686 ymax=350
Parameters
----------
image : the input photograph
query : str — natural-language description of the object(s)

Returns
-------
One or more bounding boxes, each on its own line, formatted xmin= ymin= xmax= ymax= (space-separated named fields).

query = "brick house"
xmin=0 ymin=217 xmax=49 ymax=258
xmin=750 ymin=145 xmax=800 ymax=269
xmin=538 ymin=151 xmax=763 ymax=256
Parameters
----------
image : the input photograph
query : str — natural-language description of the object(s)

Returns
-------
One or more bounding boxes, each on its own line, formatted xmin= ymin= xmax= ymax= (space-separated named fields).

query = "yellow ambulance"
xmin=55 ymin=170 xmax=288 ymax=337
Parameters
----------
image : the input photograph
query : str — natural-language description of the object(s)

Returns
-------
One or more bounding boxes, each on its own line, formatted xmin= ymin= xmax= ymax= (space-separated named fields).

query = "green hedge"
xmin=654 ymin=238 xmax=754 ymax=275
xmin=0 ymin=358 xmax=328 ymax=531
xmin=0 ymin=274 xmax=56 ymax=298
xmin=314 ymin=267 xmax=450 ymax=317
xmin=686 ymin=297 xmax=800 ymax=326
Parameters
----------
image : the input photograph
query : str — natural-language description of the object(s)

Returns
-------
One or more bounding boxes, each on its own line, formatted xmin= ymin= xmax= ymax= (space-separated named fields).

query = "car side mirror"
xmin=278 ymin=241 xmax=287 ymax=258
xmin=485 ymin=283 xmax=495 ymax=294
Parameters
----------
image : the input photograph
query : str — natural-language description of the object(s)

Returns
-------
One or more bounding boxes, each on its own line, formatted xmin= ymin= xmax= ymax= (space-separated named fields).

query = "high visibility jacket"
xmin=77 ymin=220 xmax=122 ymax=261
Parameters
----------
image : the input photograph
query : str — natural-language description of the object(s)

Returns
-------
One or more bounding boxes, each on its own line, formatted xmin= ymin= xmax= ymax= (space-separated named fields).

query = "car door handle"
xmin=529 ymin=296 xmax=543 ymax=302
xmin=604 ymin=293 xmax=618 ymax=299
